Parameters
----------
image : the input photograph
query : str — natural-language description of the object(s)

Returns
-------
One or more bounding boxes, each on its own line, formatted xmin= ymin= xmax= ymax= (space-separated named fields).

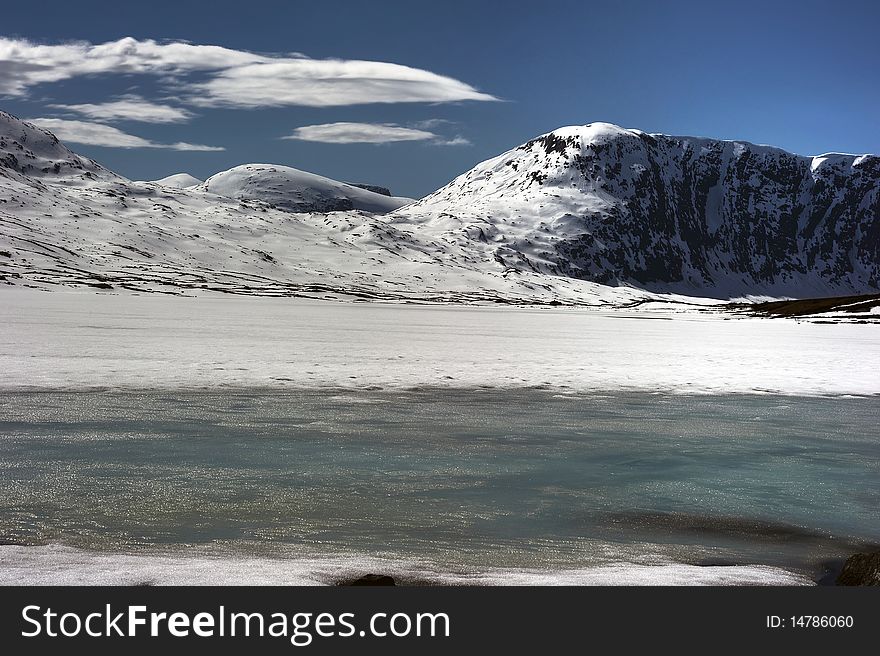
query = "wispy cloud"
xmin=433 ymin=135 xmax=472 ymax=146
xmin=28 ymin=118 xmax=224 ymax=151
xmin=282 ymin=122 xmax=472 ymax=146
xmin=411 ymin=118 xmax=456 ymax=129
xmin=49 ymin=95 xmax=195 ymax=124
xmin=0 ymin=37 xmax=497 ymax=108
xmin=282 ymin=122 xmax=437 ymax=144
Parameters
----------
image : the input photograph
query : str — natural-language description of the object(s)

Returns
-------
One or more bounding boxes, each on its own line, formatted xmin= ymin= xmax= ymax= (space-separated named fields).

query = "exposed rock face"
xmin=398 ymin=123 xmax=880 ymax=297
xmin=836 ymin=552 xmax=880 ymax=586
xmin=346 ymin=183 xmax=392 ymax=197
xmin=0 ymin=111 xmax=117 ymax=183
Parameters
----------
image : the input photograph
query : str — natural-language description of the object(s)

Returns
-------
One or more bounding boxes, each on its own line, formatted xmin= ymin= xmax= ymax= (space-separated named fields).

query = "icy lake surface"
xmin=2 ymin=288 xmax=879 ymax=395
xmin=1 ymin=389 xmax=878 ymax=585
xmin=1 ymin=289 xmax=878 ymax=584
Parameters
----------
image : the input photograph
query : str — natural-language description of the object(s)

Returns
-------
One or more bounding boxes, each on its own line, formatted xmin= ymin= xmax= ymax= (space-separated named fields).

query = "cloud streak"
xmin=282 ymin=122 xmax=472 ymax=146
xmin=433 ymin=135 xmax=472 ymax=146
xmin=283 ymin=122 xmax=438 ymax=144
xmin=49 ymin=96 xmax=195 ymax=124
xmin=28 ymin=118 xmax=224 ymax=151
xmin=0 ymin=37 xmax=497 ymax=108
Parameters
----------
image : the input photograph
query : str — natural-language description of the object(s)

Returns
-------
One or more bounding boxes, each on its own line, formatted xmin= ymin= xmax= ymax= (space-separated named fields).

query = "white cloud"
xmin=411 ymin=118 xmax=456 ymax=129
xmin=283 ymin=122 xmax=438 ymax=144
xmin=0 ymin=37 xmax=497 ymax=108
xmin=434 ymin=136 xmax=472 ymax=146
xmin=0 ymin=37 xmax=264 ymax=95
xmin=282 ymin=122 xmax=473 ymax=146
xmin=49 ymin=96 xmax=194 ymax=124
xmin=192 ymin=60 xmax=497 ymax=108
xmin=28 ymin=118 xmax=224 ymax=151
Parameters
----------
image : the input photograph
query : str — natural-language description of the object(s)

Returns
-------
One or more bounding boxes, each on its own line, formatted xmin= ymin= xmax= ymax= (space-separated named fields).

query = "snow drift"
xmin=149 ymin=173 xmax=202 ymax=189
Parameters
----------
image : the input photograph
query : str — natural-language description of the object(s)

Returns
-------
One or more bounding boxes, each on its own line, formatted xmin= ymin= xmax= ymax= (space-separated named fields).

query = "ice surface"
xmin=2 ymin=288 xmax=877 ymax=395
xmin=0 ymin=545 xmax=812 ymax=586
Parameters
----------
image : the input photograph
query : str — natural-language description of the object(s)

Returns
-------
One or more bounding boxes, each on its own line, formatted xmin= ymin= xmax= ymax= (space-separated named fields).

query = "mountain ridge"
xmin=1 ymin=111 xmax=877 ymax=305
xmin=394 ymin=122 xmax=879 ymax=297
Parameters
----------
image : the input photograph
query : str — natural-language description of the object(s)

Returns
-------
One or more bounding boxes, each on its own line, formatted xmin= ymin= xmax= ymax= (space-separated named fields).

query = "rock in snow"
xmin=0 ymin=110 xmax=877 ymax=303
xmin=343 ymin=574 xmax=396 ymax=586
xmin=345 ymin=183 xmax=393 ymax=197
xmin=836 ymin=552 xmax=880 ymax=586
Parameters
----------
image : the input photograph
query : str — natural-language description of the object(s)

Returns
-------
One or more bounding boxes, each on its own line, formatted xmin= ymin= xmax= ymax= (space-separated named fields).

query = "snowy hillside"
xmin=1 ymin=111 xmax=878 ymax=306
xmin=1 ymin=111 xmax=649 ymax=305
xmin=395 ymin=123 xmax=880 ymax=297
xmin=0 ymin=110 xmax=119 ymax=183
xmin=201 ymin=164 xmax=413 ymax=214
xmin=149 ymin=173 xmax=202 ymax=189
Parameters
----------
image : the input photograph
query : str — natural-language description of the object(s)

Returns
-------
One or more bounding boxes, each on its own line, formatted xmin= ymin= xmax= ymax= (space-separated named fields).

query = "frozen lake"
xmin=1 ymin=389 xmax=878 ymax=585
xmin=2 ymin=288 xmax=879 ymax=395
xmin=1 ymin=289 xmax=878 ymax=585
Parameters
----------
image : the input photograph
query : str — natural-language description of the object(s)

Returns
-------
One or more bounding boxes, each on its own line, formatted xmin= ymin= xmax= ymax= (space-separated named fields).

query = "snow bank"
xmin=2 ymin=288 xmax=877 ymax=396
xmin=0 ymin=545 xmax=811 ymax=586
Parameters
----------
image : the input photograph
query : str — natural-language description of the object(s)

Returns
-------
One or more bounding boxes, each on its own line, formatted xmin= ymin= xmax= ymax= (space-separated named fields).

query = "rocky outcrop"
xmin=0 ymin=110 xmax=116 ymax=183
xmin=836 ymin=552 xmax=880 ymax=585
xmin=346 ymin=183 xmax=392 ymax=197
xmin=342 ymin=574 xmax=396 ymax=586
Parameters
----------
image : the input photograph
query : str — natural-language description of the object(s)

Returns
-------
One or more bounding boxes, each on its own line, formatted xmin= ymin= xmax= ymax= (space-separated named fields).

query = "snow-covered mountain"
xmin=200 ymin=164 xmax=413 ymax=214
xmin=149 ymin=173 xmax=202 ymax=189
xmin=395 ymin=122 xmax=879 ymax=297
xmin=0 ymin=110 xmax=119 ymax=183
xmin=1 ymin=110 xmax=877 ymax=305
xmin=2 ymin=111 xmax=632 ymax=304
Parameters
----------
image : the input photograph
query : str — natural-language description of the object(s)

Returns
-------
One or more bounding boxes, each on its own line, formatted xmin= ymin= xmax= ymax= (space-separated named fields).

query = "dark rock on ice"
xmin=342 ymin=574 xmax=397 ymax=586
xmin=835 ymin=552 xmax=880 ymax=586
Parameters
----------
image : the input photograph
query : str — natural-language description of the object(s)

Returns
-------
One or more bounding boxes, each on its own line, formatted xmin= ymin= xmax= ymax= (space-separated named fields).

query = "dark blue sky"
xmin=1 ymin=0 xmax=878 ymax=197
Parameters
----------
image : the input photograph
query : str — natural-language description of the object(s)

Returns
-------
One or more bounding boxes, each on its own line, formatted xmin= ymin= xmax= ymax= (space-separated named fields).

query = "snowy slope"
xmin=1 ymin=111 xmax=877 ymax=304
xmin=1 ymin=111 xmax=649 ymax=304
xmin=149 ymin=173 xmax=202 ymax=189
xmin=0 ymin=110 xmax=119 ymax=184
xmin=394 ymin=123 xmax=880 ymax=297
xmin=201 ymin=164 xmax=414 ymax=214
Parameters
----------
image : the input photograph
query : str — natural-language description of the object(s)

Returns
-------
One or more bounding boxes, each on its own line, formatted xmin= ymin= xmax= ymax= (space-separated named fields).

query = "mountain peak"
xmin=2 ymin=108 xmax=877 ymax=302
xmin=549 ymin=122 xmax=644 ymax=142
xmin=0 ymin=110 xmax=117 ymax=183
xmin=396 ymin=123 xmax=879 ymax=297
xmin=516 ymin=123 xmax=647 ymax=161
